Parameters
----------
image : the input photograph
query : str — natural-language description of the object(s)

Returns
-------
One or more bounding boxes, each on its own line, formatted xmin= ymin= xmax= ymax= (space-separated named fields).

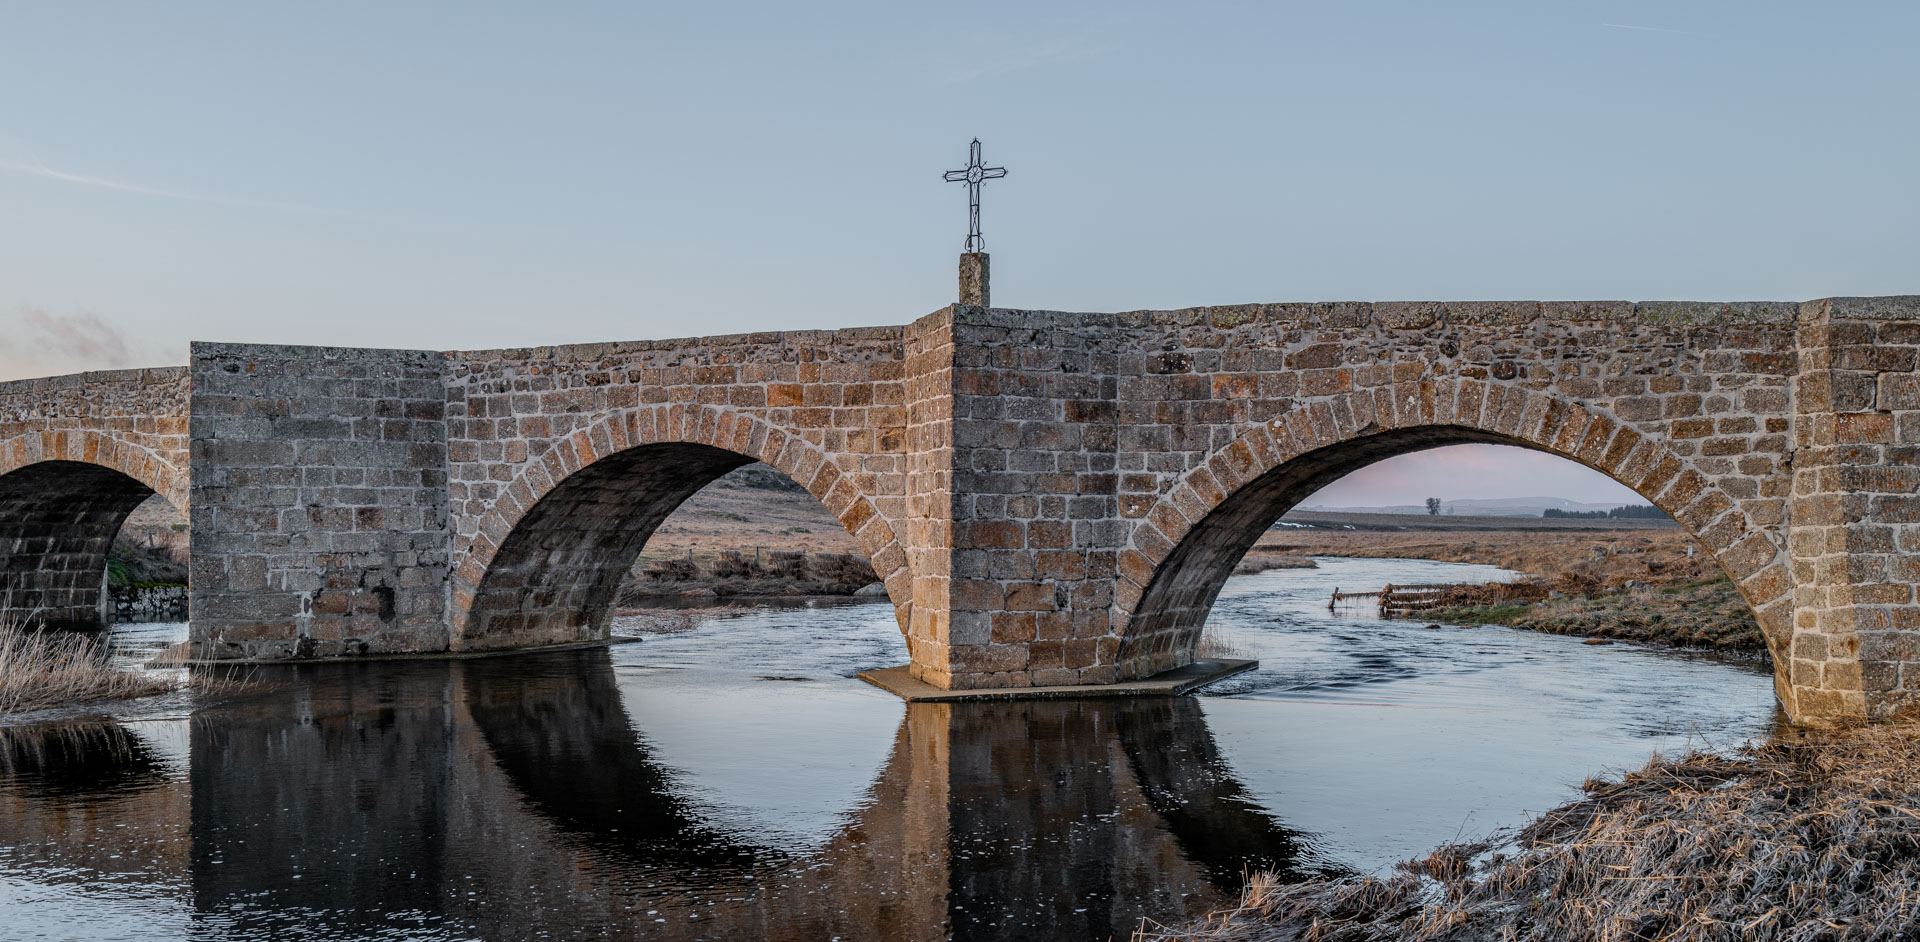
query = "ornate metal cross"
xmin=943 ymin=138 xmax=1007 ymax=254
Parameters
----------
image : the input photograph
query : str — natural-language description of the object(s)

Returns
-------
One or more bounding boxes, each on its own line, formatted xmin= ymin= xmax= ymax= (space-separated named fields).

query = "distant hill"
xmin=1296 ymin=496 xmax=1658 ymax=518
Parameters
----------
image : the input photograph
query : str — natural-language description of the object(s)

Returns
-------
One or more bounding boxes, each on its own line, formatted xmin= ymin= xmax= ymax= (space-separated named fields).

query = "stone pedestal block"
xmin=959 ymin=252 xmax=989 ymax=307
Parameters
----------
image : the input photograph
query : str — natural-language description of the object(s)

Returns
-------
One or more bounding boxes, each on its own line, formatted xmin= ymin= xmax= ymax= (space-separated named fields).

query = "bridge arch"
xmin=0 ymin=430 xmax=187 ymax=629
xmin=0 ymin=428 xmax=186 ymax=510
xmin=1110 ymin=385 xmax=1798 ymax=704
xmin=451 ymin=404 xmax=912 ymax=652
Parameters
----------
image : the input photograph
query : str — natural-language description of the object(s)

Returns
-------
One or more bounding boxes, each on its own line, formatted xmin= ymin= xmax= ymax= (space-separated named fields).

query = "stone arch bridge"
xmin=6 ymin=294 xmax=1920 ymax=725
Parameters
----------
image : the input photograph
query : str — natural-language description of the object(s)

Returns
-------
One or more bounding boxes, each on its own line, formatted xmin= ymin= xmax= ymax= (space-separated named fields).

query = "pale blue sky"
xmin=2 ymin=2 xmax=1912 ymax=505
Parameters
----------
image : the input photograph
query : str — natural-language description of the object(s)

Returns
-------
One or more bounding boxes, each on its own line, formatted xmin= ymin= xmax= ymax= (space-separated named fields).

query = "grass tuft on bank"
xmin=1138 ymin=722 xmax=1920 ymax=942
xmin=0 ymin=623 xmax=176 ymax=716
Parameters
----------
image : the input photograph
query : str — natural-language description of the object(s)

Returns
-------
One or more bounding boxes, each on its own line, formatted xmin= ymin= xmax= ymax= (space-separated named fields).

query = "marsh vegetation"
xmin=1139 ymin=723 xmax=1920 ymax=942
xmin=0 ymin=622 xmax=175 ymax=716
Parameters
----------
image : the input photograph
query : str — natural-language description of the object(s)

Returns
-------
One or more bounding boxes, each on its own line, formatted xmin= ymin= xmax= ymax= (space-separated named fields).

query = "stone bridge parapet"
xmin=4 ymin=294 xmax=1920 ymax=725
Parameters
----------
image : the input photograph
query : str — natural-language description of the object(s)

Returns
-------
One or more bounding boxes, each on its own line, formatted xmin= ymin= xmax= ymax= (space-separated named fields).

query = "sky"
xmin=1302 ymin=444 xmax=1641 ymax=508
xmin=2 ymin=2 xmax=1913 ymax=506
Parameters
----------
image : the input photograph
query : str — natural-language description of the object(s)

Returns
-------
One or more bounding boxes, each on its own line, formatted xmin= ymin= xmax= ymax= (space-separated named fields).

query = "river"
xmin=0 ymin=557 xmax=1779 ymax=941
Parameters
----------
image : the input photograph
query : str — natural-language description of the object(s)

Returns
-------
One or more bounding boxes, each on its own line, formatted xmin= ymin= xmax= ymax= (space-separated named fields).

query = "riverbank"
xmin=1257 ymin=525 xmax=1767 ymax=652
xmin=1418 ymin=577 xmax=1766 ymax=652
xmin=619 ymin=548 xmax=881 ymax=603
xmin=1254 ymin=526 xmax=1714 ymax=586
xmin=1137 ymin=722 xmax=1920 ymax=942
xmin=1235 ymin=549 xmax=1319 ymax=574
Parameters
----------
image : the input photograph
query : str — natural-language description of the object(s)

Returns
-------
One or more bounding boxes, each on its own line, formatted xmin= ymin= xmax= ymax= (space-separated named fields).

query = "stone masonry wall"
xmin=902 ymin=310 xmax=960 ymax=685
xmin=945 ymin=308 xmax=1130 ymax=687
xmin=1788 ymin=298 xmax=1920 ymax=719
xmin=188 ymin=343 xmax=450 ymax=660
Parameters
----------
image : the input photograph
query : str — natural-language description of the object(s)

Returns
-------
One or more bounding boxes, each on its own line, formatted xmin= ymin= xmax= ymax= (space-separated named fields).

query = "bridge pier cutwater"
xmin=4 ymin=293 xmax=1920 ymax=724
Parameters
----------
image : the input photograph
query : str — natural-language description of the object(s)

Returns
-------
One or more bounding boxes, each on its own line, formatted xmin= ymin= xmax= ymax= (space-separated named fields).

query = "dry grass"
xmin=633 ymin=464 xmax=864 ymax=562
xmin=1257 ymin=528 xmax=1714 ymax=589
xmin=1138 ymin=723 xmax=1920 ymax=942
xmin=144 ymin=640 xmax=193 ymax=668
xmin=1237 ymin=549 xmax=1321 ymax=575
xmin=0 ymin=623 xmax=176 ymax=716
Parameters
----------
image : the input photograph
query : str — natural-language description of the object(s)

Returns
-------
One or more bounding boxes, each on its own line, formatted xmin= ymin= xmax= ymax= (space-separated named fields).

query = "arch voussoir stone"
xmin=0 ymin=430 xmax=185 ymax=510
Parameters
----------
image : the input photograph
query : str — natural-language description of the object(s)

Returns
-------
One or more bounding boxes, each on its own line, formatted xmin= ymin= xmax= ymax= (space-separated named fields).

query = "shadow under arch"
xmin=455 ymin=438 xmax=902 ymax=655
xmin=0 ymin=428 xmax=187 ymax=511
xmin=0 ymin=460 xmax=173 ymax=629
xmin=1116 ymin=422 xmax=1789 ymax=684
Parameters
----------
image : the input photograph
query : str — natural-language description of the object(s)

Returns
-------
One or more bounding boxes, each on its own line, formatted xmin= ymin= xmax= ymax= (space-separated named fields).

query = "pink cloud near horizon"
xmin=1301 ymin=443 xmax=1645 ymax=509
xmin=0 ymin=307 xmax=144 ymax=380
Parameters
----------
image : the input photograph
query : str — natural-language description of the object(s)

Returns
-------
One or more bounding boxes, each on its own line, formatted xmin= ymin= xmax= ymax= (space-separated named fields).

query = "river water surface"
xmin=1 ymin=557 xmax=1779 ymax=941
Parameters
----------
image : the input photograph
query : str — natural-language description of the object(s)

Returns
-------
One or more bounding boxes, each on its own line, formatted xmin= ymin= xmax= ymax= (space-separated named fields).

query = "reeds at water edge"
xmin=0 ymin=621 xmax=176 ymax=716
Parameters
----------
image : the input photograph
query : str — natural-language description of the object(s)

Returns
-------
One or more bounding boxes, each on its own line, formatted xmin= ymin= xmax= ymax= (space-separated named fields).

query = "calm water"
xmin=0 ymin=558 xmax=1778 ymax=941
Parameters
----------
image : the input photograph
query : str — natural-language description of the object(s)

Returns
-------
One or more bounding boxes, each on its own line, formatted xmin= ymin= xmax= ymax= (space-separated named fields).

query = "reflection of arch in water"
xmin=466 ymin=652 xmax=1325 ymax=938
xmin=1110 ymin=697 xmax=1345 ymax=888
xmin=467 ymin=651 xmax=1322 ymax=890
xmin=459 ymin=646 xmax=779 ymax=874
xmin=940 ymin=699 xmax=1326 ymax=940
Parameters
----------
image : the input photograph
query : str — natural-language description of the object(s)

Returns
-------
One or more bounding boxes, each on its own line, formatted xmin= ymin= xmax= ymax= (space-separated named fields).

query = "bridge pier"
xmin=6 ymin=296 xmax=1920 ymax=724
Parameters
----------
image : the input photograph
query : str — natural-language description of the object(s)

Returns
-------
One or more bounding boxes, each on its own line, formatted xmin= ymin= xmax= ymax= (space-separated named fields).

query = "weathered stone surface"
xmin=5 ymin=295 xmax=1920 ymax=725
xmin=959 ymin=252 xmax=990 ymax=307
xmin=188 ymin=343 xmax=450 ymax=660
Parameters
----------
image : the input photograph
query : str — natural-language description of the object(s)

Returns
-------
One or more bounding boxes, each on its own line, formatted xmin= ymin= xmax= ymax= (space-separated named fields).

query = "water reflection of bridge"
xmin=2 ymin=649 xmax=1332 ymax=940
xmin=460 ymin=650 xmax=1322 ymax=940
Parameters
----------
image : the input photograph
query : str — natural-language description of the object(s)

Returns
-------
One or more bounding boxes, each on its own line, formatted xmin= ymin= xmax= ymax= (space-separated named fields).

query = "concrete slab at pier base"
xmin=859 ymin=659 xmax=1257 ymax=702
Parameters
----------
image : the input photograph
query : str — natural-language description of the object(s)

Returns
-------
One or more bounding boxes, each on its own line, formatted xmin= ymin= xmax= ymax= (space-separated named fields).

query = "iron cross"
xmin=944 ymin=139 xmax=1007 ymax=253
